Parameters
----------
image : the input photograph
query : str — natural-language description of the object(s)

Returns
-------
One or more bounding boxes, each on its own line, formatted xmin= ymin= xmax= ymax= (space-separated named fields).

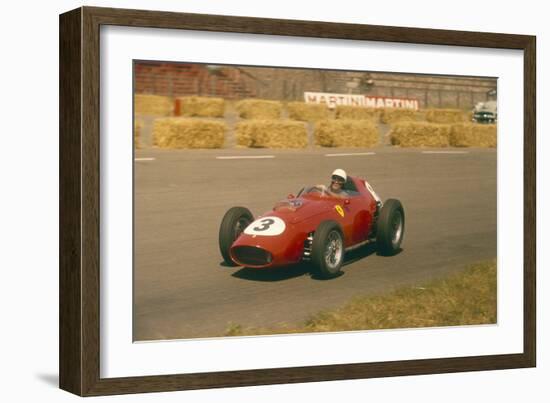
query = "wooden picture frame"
xmin=59 ymin=6 xmax=536 ymax=396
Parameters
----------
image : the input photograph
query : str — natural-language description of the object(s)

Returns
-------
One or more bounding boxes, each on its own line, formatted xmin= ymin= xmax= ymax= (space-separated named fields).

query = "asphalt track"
xmin=134 ymin=147 xmax=496 ymax=341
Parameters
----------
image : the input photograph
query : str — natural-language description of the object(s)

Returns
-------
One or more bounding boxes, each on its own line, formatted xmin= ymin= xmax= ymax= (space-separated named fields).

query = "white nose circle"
xmin=244 ymin=216 xmax=286 ymax=236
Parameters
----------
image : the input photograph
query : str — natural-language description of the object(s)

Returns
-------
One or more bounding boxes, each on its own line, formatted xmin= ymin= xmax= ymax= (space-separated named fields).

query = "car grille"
xmin=232 ymin=246 xmax=272 ymax=266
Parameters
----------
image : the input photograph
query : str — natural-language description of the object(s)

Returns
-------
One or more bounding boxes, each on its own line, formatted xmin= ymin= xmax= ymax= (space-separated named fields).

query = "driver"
xmin=328 ymin=169 xmax=348 ymax=197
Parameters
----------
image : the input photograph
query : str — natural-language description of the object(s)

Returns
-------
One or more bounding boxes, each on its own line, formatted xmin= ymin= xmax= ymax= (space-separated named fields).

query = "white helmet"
xmin=331 ymin=168 xmax=347 ymax=182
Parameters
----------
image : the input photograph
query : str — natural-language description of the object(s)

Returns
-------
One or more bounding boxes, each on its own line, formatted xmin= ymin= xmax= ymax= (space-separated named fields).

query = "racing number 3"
xmin=244 ymin=216 xmax=286 ymax=236
xmin=253 ymin=218 xmax=275 ymax=232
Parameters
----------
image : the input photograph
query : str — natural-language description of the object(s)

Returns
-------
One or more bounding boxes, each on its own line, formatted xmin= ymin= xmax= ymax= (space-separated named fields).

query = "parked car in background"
xmin=472 ymin=100 xmax=497 ymax=124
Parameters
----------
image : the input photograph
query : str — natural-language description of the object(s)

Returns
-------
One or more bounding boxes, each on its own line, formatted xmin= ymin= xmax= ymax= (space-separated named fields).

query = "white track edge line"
xmin=216 ymin=155 xmax=275 ymax=160
xmin=325 ymin=152 xmax=376 ymax=157
xmin=421 ymin=151 xmax=469 ymax=154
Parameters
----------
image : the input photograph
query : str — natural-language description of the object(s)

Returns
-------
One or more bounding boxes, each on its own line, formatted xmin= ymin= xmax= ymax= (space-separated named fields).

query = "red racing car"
xmin=218 ymin=175 xmax=404 ymax=279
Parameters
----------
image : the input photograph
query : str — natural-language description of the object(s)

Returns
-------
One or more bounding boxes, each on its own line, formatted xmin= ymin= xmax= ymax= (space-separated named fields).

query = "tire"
xmin=219 ymin=207 xmax=253 ymax=266
xmin=376 ymin=199 xmax=405 ymax=256
xmin=311 ymin=220 xmax=345 ymax=279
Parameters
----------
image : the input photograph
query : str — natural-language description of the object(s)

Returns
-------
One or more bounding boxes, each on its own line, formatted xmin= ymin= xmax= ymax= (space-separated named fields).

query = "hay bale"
xmin=175 ymin=96 xmax=225 ymax=117
xmin=236 ymin=120 xmax=307 ymax=148
xmin=287 ymin=102 xmax=329 ymax=121
xmin=390 ymin=122 xmax=451 ymax=147
xmin=425 ymin=108 xmax=467 ymax=124
xmin=314 ymin=120 xmax=379 ymax=147
xmin=153 ymin=118 xmax=225 ymax=149
xmin=134 ymin=119 xmax=143 ymax=149
xmin=380 ymin=108 xmax=418 ymax=124
xmin=235 ymin=99 xmax=282 ymax=119
xmin=134 ymin=94 xmax=174 ymax=116
xmin=450 ymin=123 xmax=497 ymax=147
xmin=335 ymin=106 xmax=379 ymax=121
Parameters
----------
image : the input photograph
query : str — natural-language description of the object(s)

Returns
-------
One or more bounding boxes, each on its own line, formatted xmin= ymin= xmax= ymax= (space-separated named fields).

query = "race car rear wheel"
xmin=311 ymin=220 xmax=344 ymax=279
xmin=376 ymin=199 xmax=405 ymax=256
xmin=219 ymin=207 xmax=253 ymax=266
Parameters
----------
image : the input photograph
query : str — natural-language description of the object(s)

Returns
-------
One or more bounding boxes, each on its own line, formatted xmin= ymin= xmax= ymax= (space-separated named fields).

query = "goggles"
xmin=331 ymin=175 xmax=345 ymax=184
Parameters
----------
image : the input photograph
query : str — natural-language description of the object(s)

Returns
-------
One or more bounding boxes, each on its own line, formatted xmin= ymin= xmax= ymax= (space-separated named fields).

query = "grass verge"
xmin=224 ymin=259 xmax=496 ymax=337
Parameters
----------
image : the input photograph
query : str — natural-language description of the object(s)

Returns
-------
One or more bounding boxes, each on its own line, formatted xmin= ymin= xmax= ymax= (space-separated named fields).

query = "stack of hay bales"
xmin=235 ymin=99 xmax=282 ymax=119
xmin=425 ymin=108 xmax=467 ymax=124
xmin=175 ymin=96 xmax=225 ymax=117
xmin=236 ymin=120 xmax=307 ymax=148
xmin=153 ymin=118 xmax=226 ymax=149
xmin=380 ymin=108 xmax=418 ymax=124
xmin=134 ymin=119 xmax=143 ymax=149
xmin=287 ymin=102 xmax=330 ymax=121
xmin=390 ymin=122 xmax=451 ymax=147
xmin=450 ymin=123 xmax=497 ymax=147
xmin=134 ymin=94 xmax=174 ymax=116
xmin=315 ymin=120 xmax=379 ymax=147
xmin=335 ymin=106 xmax=379 ymax=121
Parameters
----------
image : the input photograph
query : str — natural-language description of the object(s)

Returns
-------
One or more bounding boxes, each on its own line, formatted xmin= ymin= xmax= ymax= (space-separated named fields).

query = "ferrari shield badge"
xmin=335 ymin=205 xmax=345 ymax=218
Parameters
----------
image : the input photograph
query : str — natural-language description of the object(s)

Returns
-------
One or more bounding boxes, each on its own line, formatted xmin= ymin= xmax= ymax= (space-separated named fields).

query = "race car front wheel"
xmin=311 ymin=220 xmax=344 ymax=279
xmin=376 ymin=199 xmax=405 ymax=256
xmin=219 ymin=207 xmax=253 ymax=266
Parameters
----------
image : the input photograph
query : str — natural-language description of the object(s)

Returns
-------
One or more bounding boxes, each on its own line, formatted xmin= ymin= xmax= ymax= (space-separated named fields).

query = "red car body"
xmin=229 ymin=176 xmax=378 ymax=268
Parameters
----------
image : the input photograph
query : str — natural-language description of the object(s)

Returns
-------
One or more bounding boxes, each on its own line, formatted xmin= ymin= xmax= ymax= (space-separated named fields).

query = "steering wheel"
xmin=310 ymin=185 xmax=329 ymax=197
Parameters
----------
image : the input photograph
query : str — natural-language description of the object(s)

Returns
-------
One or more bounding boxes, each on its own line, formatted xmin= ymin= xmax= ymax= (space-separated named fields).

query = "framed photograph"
xmin=59 ymin=6 xmax=536 ymax=396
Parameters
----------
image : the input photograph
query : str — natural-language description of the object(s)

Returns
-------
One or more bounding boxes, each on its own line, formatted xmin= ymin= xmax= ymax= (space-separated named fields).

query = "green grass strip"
xmin=224 ymin=259 xmax=496 ymax=336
